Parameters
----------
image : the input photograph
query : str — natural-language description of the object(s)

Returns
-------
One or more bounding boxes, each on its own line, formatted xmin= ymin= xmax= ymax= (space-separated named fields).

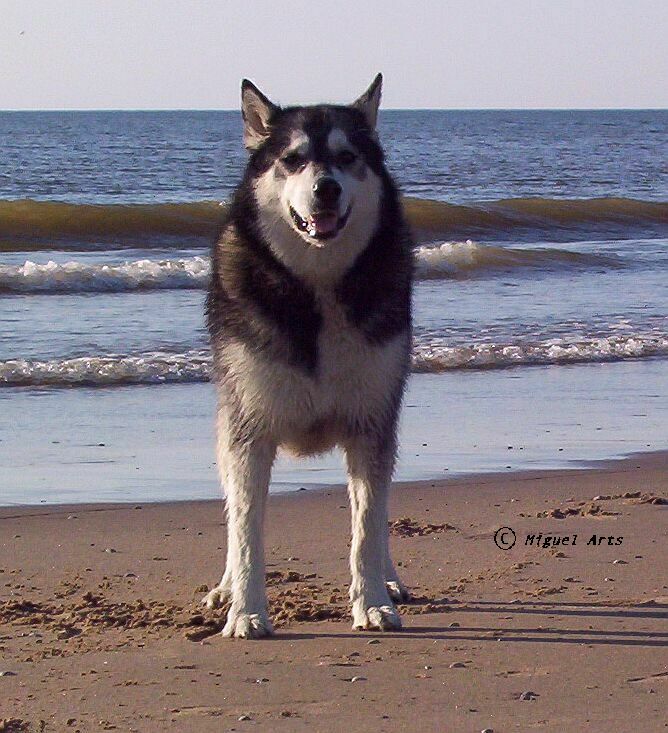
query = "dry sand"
xmin=1 ymin=453 xmax=667 ymax=732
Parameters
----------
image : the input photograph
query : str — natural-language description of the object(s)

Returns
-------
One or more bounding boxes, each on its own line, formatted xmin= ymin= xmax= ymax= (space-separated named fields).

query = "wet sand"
xmin=1 ymin=452 xmax=667 ymax=732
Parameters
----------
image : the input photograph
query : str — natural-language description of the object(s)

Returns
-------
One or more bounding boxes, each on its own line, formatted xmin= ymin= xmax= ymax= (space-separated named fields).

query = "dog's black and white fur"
xmin=204 ymin=75 xmax=414 ymax=638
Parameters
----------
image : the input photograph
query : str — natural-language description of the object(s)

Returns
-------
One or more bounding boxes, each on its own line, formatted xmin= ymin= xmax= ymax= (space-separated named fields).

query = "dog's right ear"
xmin=241 ymin=79 xmax=278 ymax=150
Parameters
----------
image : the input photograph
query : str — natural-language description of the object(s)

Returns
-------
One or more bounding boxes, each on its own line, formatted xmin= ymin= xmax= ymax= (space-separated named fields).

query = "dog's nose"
xmin=312 ymin=177 xmax=342 ymax=206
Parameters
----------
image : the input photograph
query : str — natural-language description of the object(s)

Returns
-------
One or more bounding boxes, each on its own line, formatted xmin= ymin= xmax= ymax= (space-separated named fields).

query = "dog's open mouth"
xmin=289 ymin=205 xmax=352 ymax=241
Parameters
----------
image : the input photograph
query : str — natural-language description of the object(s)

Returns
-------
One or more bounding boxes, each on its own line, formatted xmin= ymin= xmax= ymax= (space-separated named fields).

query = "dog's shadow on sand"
xmin=276 ymin=598 xmax=668 ymax=647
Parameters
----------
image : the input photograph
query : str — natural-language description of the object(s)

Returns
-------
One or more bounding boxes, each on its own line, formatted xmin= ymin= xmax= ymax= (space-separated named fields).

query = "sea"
xmin=1 ymin=110 xmax=667 ymax=505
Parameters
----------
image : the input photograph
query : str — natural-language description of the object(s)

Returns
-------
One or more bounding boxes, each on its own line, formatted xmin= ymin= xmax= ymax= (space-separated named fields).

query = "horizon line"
xmin=1 ymin=106 xmax=667 ymax=113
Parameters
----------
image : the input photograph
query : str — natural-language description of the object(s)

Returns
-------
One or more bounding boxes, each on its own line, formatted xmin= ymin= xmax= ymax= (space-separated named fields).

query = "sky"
xmin=1 ymin=0 xmax=667 ymax=110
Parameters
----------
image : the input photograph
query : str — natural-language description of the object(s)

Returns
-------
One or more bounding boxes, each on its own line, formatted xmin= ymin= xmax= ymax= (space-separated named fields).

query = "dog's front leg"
xmin=345 ymin=433 xmax=402 ymax=631
xmin=213 ymin=430 xmax=276 ymax=639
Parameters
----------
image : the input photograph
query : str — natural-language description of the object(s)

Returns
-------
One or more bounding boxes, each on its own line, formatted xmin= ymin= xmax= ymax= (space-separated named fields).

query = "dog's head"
xmin=239 ymin=75 xmax=388 ymax=279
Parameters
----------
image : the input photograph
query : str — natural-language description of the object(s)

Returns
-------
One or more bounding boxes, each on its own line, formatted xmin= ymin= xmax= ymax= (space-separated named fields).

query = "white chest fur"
xmin=314 ymin=288 xmax=405 ymax=416
xmin=220 ymin=285 xmax=408 ymax=452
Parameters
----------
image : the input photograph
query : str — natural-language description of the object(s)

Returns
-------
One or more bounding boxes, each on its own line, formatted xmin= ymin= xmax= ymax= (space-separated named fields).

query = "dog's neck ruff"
xmin=256 ymin=213 xmax=375 ymax=286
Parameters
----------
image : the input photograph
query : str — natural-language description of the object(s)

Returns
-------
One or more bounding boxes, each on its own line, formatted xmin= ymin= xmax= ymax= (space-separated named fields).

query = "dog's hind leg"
xmin=345 ymin=431 xmax=402 ymax=631
xmin=385 ymin=551 xmax=410 ymax=603
xmin=201 ymin=565 xmax=233 ymax=609
xmin=202 ymin=452 xmax=234 ymax=610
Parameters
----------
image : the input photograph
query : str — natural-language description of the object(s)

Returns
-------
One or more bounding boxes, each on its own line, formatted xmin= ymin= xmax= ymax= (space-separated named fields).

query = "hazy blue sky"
xmin=2 ymin=0 xmax=667 ymax=110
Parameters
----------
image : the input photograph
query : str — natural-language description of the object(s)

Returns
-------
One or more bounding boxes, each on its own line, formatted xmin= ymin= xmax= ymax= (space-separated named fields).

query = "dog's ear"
xmin=241 ymin=79 xmax=278 ymax=150
xmin=351 ymin=73 xmax=382 ymax=130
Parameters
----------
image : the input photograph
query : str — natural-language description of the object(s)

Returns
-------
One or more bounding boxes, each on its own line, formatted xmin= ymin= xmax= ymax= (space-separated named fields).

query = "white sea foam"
xmin=0 ymin=257 xmax=210 ymax=294
xmin=411 ymin=334 xmax=668 ymax=371
xmin=3 ymin=334 xmax=667 ymax=388
xmin=0 ymin=350 xmax=212 ymax=387
xmin=0 ymin=243 xmax=618 ymax=294
xmin=413 ymin=240 xmax=615 ymax=278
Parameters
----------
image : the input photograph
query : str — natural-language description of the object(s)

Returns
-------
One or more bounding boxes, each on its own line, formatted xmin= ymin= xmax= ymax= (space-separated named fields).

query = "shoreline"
xmin=2 ymin=448 xmax=666 ymax=513
xmin=3 ymin=358 xmax=668 ymax=507
xmin=2 ymin=451 xmax=666 ymax=731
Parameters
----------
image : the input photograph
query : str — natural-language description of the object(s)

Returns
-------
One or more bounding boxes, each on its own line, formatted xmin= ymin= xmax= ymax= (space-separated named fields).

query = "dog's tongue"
xmin=309 ymin=212 xmax=338 ymax=236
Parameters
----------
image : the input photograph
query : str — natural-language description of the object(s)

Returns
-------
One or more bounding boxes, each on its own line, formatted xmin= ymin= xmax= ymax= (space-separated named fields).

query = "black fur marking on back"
xmin=207 ymin=102 xmax=413 ymax=376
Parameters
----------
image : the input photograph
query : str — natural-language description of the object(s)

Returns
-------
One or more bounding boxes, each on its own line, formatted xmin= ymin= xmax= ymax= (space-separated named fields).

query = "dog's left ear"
xmin=241 ymin=79 xmax=278 ymax=150
xmin=351 ymin=73 xmax=383 ymax=130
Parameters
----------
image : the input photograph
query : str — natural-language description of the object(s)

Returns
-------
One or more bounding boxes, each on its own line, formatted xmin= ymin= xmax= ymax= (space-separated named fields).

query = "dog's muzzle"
xmin=289 ymin=204 xmax=352 ymax=241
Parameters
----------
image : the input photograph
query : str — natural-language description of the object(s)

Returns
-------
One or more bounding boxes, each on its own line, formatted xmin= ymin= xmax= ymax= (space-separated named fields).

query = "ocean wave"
xmin=0 ymin=351 xmax=212 ymax=387
xmin=0 ymin=257 xmax=210 ymax=294
xmin=1 ymin=196 xmax=666 ymax=251
xmin=0 ymin=200 xmax=224 ymax=250
xmin=414 ymin=240 xmax=617 ymax=278
xmin=411 ymin=334 xmax=668 ymax=372
xmin=405 ymin=196 xmax=668 ymax=241
xmin=0 ymin=242 xmax=619 ymax=294
xmin=2 ymin=334 xmax=667 ymax=388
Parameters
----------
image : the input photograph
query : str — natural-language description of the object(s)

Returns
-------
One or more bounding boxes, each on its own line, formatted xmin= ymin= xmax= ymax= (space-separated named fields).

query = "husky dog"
xmin=203 ymin=74 xmax=414 ymax=638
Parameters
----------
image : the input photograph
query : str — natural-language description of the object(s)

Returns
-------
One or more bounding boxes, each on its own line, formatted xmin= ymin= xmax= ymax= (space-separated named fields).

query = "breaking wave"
xmin=0 ymin=242 xmax=620 ymax=294
xmin=413 ymin=240 xmax=617 ymax=278
xmin=2 ymin=334 xmax=667 ymax=388
xmin=1 ymin=196 xmax=666 ymax=251
xmin=0 ymin=257 xmax=210 ymax=294
xmin=1 ymin=351 xmax=212 ymax=388
xmin=411 ymin=334 xmax=668 ymax=372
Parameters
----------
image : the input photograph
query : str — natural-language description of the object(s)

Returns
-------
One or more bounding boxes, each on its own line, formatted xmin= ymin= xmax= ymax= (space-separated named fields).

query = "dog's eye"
xmin=335 ymin=150 xmax=356 ymax=166
xmin=281 ymin=153 xmax=305 ymax=171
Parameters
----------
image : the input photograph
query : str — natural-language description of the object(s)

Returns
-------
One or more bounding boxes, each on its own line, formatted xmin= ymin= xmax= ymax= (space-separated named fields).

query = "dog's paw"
xmin=386 ymin=580 xmax=410 ymax=603
xmin=222 ymin=610 xmax=274 ymax=639
xmin=201 ymin=585 xmax=230 ymax=610
xmin=352 ymin=604 xmax=402 ymax=631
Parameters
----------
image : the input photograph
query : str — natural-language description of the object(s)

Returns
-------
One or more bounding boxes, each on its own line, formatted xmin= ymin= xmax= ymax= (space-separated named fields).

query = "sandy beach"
xmin=2 ymin=4 xmax=667 ymax=732
xmin=1 ymin=452 xmax=666 ymax=732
